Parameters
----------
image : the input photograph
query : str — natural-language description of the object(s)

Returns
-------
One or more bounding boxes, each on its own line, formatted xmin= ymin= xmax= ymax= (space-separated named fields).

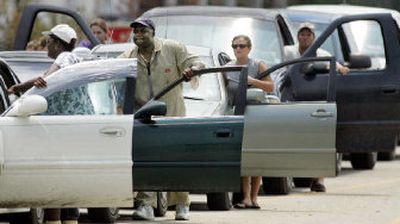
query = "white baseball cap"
xmin=42 ymin=24 xmax=77 ymax=44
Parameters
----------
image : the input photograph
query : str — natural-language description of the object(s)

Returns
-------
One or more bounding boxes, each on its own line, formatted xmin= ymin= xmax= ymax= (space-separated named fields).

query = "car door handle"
xmin=215 ymin=128 xmax=233 ymax=138
xmin=100 ymin=127 xmax=126 ymax=137
xmin=381 ymin=86 xmax=399 ymax=95
xmin=311 ymin=109 xmax=334 ymax=118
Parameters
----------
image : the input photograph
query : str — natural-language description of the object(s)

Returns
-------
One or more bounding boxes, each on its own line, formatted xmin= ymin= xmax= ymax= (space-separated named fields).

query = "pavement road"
xmin=2 ymin=150 xmax=400 ymax=224
xmin=114 ymin=150 xmax=400 ymax=224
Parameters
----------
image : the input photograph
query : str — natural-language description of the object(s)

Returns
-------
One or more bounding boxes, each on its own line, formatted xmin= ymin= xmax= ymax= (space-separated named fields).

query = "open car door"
xmin=133 ymin=65 xmax=337 ymax=193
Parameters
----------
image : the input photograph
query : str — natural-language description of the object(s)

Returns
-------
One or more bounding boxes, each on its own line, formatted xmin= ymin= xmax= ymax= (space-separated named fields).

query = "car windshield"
xmin=152 ymin=16 xmax=283 ymax=66
xmin=7 ymin=61 xmax=52 ymax=82
xmin=182 ymin=55 xmax=220 ymax=101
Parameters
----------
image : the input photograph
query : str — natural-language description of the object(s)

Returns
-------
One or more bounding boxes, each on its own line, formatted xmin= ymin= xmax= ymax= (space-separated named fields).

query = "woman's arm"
xmin=247 ymin=62 xmax=274 ymax=93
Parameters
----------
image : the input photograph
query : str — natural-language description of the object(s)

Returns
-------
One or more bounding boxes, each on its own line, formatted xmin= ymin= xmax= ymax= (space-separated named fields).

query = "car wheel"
xmin=293 ymin=178 xmax=312 ymax=188
xmin=377 ymin=150 xmax=396 ymax=161
xmin=9 ymin=208 xmax=44 ymax=224
xmin=350 ymin=152 xmax=377 ymax=170
xmin=87 ymin=207 xmax=119 ymax=223
xmin=206 ymin=192 xmax=232 ymax=210
xmin=262 ymin=177 xmax=292 ymax=195
xmin=154 ymin=192 xmax=168 ymax=217
xmin=336 ymin=153 xmax=343 ymax=174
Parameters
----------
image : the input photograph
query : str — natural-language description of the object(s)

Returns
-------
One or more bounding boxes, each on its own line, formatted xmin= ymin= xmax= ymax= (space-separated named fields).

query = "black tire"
xmin=9 ymin=208 xmax=44 ymax=224
xmin=293 ymin=178 xmax=312 ymax=188
xmin=262 ymin=177 xmax=292 ymax=195
xmin=87 ymin=207 xmax=119 ymax=223
xmin=154 ymin=192 xmax=168 ymax=217
xmin=336 ymin=153 xmax=343 ymax=174
xmin=350 ymin=152 xmax=377 ymax=170
xmin=231 ymin=192 xmax=243 ymax=205
xmin=378 ymin=150 xmax=396 ymax=161
xmin=206 ymin=192 xmax=232 ymax=211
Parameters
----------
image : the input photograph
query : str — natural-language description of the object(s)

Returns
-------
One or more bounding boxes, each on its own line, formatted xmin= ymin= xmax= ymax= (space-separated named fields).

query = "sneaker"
xmin=310 ymin=181 xmax=326 ymax=192
xmin=175 ymin=203 xmax=189 ymax=220
xmin=132 ymin=204 xmax=155 ymax=220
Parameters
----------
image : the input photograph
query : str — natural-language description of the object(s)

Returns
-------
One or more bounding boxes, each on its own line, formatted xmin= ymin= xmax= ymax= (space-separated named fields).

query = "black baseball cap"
xmin=130 ymin=18 xmax=155 ymax=31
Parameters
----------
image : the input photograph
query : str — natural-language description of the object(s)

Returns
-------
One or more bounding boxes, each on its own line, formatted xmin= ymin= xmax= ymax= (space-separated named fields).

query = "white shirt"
xmin=54 ymin=51 xmax=81 ymax=68
xmin=284 ymin=44 xmax=331 ymax=61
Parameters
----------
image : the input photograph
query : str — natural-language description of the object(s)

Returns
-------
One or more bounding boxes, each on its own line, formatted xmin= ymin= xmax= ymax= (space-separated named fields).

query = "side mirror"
xmin=7 ymin=95 xmax=47 ymax=117
xmin=347 ymin=54 xmax=371 ymax=69
xmin=246 ymin=88 xmax=266 ymax=104
xmin=302 ymin=62 xmax=329 ymax=76
xmin=134 ymin=100 xmax=167 ymax=121
xmin=218 ymin=52 xmax=232 ymax=66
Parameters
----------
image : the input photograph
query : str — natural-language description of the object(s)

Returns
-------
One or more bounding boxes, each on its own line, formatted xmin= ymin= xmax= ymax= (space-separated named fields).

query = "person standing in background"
xmin=225 ymin=34 xmax=274 ymax=209
xmin=118 ymin=18 xmax=204 ymax=221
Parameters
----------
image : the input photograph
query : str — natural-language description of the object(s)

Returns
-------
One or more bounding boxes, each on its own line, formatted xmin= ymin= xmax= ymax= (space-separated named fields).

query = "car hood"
xmin=184 ymin=100 xmax=222 ymax=116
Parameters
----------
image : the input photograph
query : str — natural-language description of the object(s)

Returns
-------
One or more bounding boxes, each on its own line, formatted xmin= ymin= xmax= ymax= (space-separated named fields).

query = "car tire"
xmin=154 ymin=192 xmax=168 ymax=217
xmin=262 ymin=177 xmax=292 ymax=195
xmin=350 ymin=152 xmax=377 ymax=170
xmin=87 ymin=207 xmax=119 ymax=223
xmin=9 ymin=208 xmax=44 ymax=224
xmin=206 ymin=192 xmax=232 ymax=211
xmin=377 ymin=150 xmax=396 ymax=161
xmin=293 ymin=178 xmax=312 ymax=188
xmin=336 ymin=153 xmax=343 ymax=174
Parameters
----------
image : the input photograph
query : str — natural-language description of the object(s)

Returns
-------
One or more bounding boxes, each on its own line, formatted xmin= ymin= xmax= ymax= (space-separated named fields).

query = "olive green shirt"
xmin=118 ymin=37 xmax=200 ymax=116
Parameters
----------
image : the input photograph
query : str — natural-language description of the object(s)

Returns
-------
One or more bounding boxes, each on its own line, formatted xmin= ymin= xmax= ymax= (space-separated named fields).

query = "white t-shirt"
xmin=284 ymin=44 xmax=331 ymax=61
xmin=54 ymin=51 xmax=81 ymax=68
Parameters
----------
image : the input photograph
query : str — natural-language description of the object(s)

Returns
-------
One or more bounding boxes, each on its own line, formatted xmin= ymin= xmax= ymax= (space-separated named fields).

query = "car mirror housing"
xmin=134 ymin=100 xmax=167 ymax=121
xmin=302 ymin=62 xmax=329 ymax=76
xmin=347 ymin=54 xmax=371 ymax=69
xmin=7 ymin=95 xmax=48 ymax=117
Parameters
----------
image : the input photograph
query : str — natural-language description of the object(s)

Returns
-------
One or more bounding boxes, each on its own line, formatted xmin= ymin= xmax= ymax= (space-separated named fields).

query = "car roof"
xmin=288 ymin=4 xmax=398 ymax=15
xmin=91 ymin=43 xmax=213 ymax=58
xmin=26 ymin=58 xmax=137 ymax=97
xmin=141 ymin=6 xmax=280 ymax=21
xmin=0 ymin=51 xmax=53 ymax=63
xmin=284 ymin=4 xmax=400 ymax=24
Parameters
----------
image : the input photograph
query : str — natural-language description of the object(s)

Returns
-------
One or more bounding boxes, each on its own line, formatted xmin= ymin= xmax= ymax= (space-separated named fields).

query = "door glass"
xmin=290 ymin=22 xmax=338 ymax=59
xmin=28 ymin=12 xmax=89 ymax=51
xmin=42 ymin=78 xmax=127 ymax=116
xmin=343 ymin=20 xmax=386 ymax=70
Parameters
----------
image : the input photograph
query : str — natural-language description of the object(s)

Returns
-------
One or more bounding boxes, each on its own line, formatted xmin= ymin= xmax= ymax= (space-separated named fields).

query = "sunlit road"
xmin=2 ymin=150 xmax=400 ymax=224
xmin=91 ymin=150 xmax=400 ymax=224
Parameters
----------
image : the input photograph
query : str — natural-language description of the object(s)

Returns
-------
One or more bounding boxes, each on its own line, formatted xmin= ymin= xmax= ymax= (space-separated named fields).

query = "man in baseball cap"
xmin=119 ymin=16 xmax=205 ymax=221
xmin=130 ymin=18 xmax=155 ymax=32
xmin=297 ymin=22 xmax=315 ymax=36
xmin=42 ymin=24 xmax=77 ymax=45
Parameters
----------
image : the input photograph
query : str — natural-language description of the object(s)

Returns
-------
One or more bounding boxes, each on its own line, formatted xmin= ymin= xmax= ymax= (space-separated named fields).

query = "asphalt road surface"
xmin=92 ymin=150 xmax=400 ymax=224
xmin=1 ymin=150 xmax=400 ymax=224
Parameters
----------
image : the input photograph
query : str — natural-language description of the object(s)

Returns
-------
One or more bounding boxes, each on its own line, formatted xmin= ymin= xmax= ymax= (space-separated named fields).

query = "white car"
xmin=0 ymin=58 xmax=336 ymax=211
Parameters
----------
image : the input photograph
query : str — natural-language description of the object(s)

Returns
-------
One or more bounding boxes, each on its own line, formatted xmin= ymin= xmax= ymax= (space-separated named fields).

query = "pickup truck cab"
xmin=276 ymin=12 xmax=400 ymax=169
xmin=283 ymin=5 xmax=400 ymax=164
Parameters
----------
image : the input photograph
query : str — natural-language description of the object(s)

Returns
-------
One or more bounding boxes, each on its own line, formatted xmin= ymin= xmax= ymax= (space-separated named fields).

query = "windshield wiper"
xmin=184 ymin=96 xmax=204 ymax=101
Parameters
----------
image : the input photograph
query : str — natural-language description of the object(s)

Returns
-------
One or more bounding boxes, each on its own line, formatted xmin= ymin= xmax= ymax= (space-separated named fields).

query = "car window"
xmin=342 ymin=20 xmax=386 ymax=70
xmin=29 ymin=12 xmax=89 ymax=50
xmin=42 ymin=78 xmax=127 ymax=116
xmin=0 ymin=77 xmax=9 ymax=113
xmin=152 ymin=16 xmax=283 ymax=67
xmin=182 ymin=55 xmax=221 ymax=101
xmin=290 ymin=21 xmax=337 ymax=58
xmin=7 ymin=60 xmax=52 ymax=82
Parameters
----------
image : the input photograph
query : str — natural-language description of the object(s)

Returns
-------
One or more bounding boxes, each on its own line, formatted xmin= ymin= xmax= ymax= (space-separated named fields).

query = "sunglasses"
xmin=231 ymin=44 xmax=248 ymax=49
